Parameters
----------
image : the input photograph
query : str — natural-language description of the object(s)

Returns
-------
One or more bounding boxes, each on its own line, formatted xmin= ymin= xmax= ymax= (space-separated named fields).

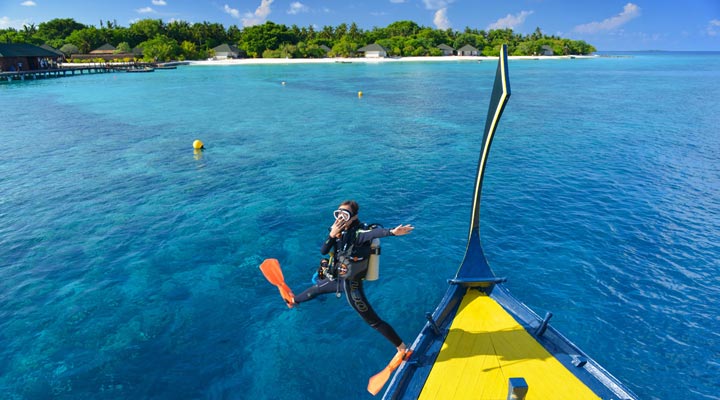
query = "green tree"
xmin=115 ymin=41 xmax=132 ymax=53
xmin=139 ymin=35 xmax=179 ymax=61
xmin=227 ymin=25 xmax=242 ymax=44
xmin=348 ymin=23 xmax=362 ymax=41
xmin=179 ymin=40 xmax=198 ymax=60
xmin=513 ymin=40 xmax=542 ymax=56
xmin=110 ymin=27 xmax=132 ymax=47
xmin=66 ymin=27 xmax=103 ymax=53
xmin=330 ymin=36 xmax=358 ymax=57
xmin=129 ymin=19 xmax=165 ymax=44
xmin=335 ymin=23 xmax=348 ymax=40
xmin=166 ymin=20 xmax=193 ymax=44
xmin=36 ymin=18 xmax=87 ymax=42
xmin=385 ymin=20 xmax=421 ymax=37
xmin=304 ymin=43 xmax=327 ymax=58
xmin=307 ymin=25 xmax=316 ymax=41
xmin=417 ymin=27 xmax=450 ymax=47
xmin=319 ymin=25 xmax=334 ymax=40
xmin=189 ymin=21 xmax=228 ymax=51
xmin=262 ymin=48 xmax=281 ymax=58
xmin=239 ymin=21 xmax=294 ymax=58
xmin=0 ymin=17 xmax=597 ymax=59
xmin=531 ymin=27 xmax=543 ymax=41
xmin=33 ymin=18 xmax=83 ymax=47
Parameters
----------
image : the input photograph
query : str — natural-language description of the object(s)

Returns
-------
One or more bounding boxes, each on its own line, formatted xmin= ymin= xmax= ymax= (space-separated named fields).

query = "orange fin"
xmin=367 ymin=349 xmax=413 ymax=396
xmin=259 ymin=258 xmax=295 ymax=308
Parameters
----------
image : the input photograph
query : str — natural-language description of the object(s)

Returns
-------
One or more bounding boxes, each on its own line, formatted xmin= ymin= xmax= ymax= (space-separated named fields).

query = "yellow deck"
xmin=419 ymin=289 xmax=600 ymax=400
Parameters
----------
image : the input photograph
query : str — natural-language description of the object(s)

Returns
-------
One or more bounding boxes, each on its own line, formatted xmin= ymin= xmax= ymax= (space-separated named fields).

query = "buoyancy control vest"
xmin=329 ymin=223 xmax=382 ymax=280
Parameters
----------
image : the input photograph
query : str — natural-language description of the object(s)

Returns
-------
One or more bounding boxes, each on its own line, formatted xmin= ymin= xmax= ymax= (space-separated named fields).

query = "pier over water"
xmin=1 ymin=62 xmax=163 ymax=83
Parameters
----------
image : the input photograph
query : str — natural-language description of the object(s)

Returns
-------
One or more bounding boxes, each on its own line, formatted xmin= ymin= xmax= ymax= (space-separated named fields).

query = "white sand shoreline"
xmin=187 ymin=55 xmax=596 ymax=66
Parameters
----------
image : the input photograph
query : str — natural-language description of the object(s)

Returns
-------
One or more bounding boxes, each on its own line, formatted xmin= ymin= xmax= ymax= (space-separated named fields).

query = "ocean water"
xmin=1 ymin=53 xmax=719 ymax=400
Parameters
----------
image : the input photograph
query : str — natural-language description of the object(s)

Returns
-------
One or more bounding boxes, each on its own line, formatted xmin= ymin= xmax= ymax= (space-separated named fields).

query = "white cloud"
xmin=287 ymin=2 xmax=308 ymax=15
xmin=707 ymin=19 xmax=720 ymax=37
xmin=487 ymin=10 xmax=534 ymax=30
xmin=223 ymin=4 xmax=240 ymax=19
xmin=422 ymin=0 xmax=452 ymax=29
xmin=136 ymin=7 xmax=155 ymax=14
xmin=152 ymin=0 xmax=167 ymax=5
xmin=422 ymin=0 xmax=451 ymax=10
xmin=1 ymin=16 xmax=27 ymax=29
xmin=433 ymin=8 xmax=451 ymax=30
xmin=241 ymin=0 xmax=274 ymax=27
xmin=390 ymin=0 xmax=407 ymax=3
xmin=573 ymin=3 xmax=641 ymax=34
xmin=0 ymin=16 xmax=8 ymax=28
xmin=20 ymin=1 xmax=36 ymax=6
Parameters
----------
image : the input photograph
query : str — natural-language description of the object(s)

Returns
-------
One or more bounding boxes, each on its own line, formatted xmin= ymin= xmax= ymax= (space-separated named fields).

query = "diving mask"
xmin=333 ymin=209 xmax=353 ymax=222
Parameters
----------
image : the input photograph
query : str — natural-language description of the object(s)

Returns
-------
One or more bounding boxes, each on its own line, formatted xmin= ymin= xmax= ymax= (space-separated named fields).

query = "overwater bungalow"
xmin=0 ymin=43 xmax=62 ymax=72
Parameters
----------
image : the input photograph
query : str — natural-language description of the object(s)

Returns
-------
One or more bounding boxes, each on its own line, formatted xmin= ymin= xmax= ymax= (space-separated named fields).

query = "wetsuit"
xmin=294 ymin=221 xmax=403 ymax=348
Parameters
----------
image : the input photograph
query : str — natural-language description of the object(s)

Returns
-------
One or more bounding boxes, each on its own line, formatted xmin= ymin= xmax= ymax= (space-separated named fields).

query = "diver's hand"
xmin=390 ymin=224 xmax=414 ymax=236
xmin=330 ymin=219 xmax=348 ymax=238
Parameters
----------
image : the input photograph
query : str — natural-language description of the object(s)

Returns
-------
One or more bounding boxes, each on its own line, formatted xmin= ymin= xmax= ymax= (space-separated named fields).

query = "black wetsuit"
xmin=294 ymin=221 xmax=403 ymax=347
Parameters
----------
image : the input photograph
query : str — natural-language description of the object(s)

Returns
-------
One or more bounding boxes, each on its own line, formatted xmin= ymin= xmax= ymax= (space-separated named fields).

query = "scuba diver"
xmin=261 ymin=200 xmax=414 ymax=354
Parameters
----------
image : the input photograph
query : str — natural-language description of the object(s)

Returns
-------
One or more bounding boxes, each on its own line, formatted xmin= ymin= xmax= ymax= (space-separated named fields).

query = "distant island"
xmin=0 ymin=18 xmax=596 ymax=63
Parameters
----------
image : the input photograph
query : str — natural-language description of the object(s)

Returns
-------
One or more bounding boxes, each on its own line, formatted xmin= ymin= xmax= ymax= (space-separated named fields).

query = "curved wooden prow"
xmin=456 ymin=44 xmax=511 ymax=281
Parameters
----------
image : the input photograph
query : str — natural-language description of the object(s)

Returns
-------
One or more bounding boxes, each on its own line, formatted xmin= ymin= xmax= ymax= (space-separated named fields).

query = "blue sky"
xmin=1 ymin=0 xmax=719 ymax=50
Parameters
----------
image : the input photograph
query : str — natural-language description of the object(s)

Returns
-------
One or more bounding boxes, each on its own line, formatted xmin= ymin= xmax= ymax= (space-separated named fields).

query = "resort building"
xmin=0 ymin=43 xmax=62 ymax=71
xmin=357 ymin=43 xmax=388 ymax=58
xmin=212 ymin=44 xmax=244 ymax=59
xmin=457 ymin=44 xmax=480 ymax=56
xmin=540 ymin=45 xmax=554 ymax=56
xmin=437 ymin=44 xmax=455 ymax=56
xmin=70 ymin=43 xmax=134 ymax=61
xmin=40 ymin=44 xmax=65 ymax=58
xmin=90 ymin=43 xmax=117 ymax=55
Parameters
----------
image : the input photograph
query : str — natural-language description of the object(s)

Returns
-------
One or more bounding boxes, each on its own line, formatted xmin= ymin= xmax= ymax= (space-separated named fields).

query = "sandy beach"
xmin=187 ymin=54 xmax=595 ymax=66
xmin=56 ymin=55 xmax=595 ymax=69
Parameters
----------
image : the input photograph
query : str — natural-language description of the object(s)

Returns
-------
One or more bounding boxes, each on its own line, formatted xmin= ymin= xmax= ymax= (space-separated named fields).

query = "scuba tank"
xmin=365 ymin=238 xmax=381 ymax=281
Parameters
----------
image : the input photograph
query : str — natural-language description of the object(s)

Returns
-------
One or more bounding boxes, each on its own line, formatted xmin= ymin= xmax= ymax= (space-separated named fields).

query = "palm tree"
xmin=23 ymin=23 xmax=37 ymax=36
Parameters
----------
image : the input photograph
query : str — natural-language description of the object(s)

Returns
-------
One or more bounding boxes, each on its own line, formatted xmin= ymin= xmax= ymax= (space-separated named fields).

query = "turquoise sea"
xmin=1 ymin=52 xmax=719 ymax=399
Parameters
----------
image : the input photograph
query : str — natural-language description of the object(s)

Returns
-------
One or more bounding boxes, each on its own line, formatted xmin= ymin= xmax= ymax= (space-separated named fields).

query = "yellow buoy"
xmin=358 ymin=91 xmax=363 ymax=98
xmin=193 ymin=140 xmax=204 ymax=150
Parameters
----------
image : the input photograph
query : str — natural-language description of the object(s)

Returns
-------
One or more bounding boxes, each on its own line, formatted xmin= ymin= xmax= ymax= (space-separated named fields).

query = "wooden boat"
xmin=126 ymin=67 xmax=155 ymax=73
xmin=382 ymin=45 xmax=638 ymax=399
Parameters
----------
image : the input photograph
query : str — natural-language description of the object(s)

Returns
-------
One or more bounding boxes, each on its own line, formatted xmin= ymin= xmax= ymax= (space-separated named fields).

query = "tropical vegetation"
xmin=0 ymin=18 xmax=596 ymax=62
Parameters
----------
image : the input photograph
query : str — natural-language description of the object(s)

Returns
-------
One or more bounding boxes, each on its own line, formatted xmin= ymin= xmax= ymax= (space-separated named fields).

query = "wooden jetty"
xmin=0 ymin=62 xmax=166 ymax=83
